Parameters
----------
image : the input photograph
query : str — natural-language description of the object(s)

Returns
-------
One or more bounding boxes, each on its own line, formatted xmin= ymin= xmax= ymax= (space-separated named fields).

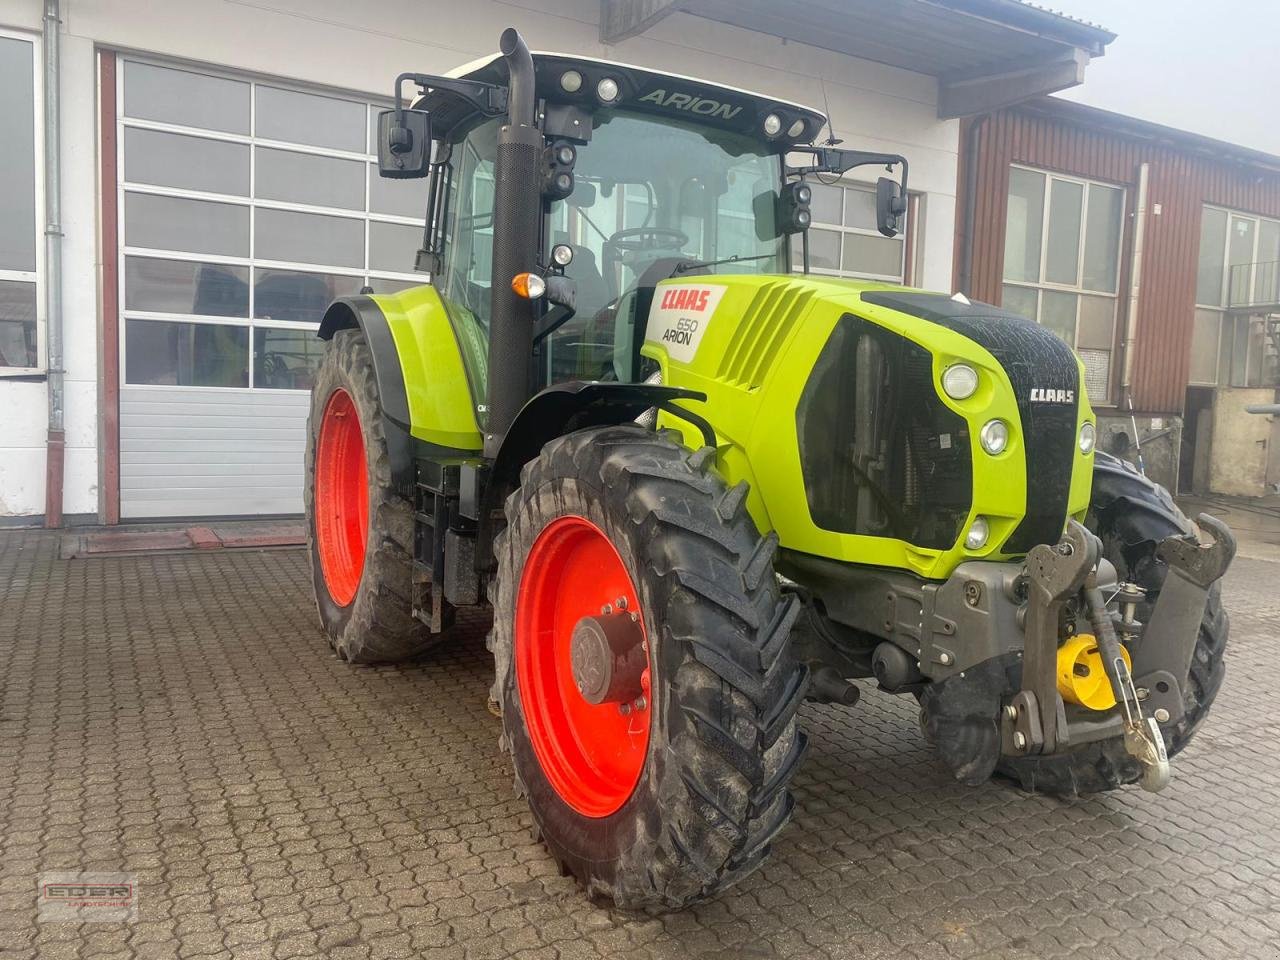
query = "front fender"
xmin=478 ymin=381 xmax=708 ymax=569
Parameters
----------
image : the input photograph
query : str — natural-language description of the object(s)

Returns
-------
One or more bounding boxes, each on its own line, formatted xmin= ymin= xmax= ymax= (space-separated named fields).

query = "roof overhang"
xmin=1020 ymin=97 xmax=1280 ymax=175
xmin=599 ymin=0 xmax=1116 ymax=119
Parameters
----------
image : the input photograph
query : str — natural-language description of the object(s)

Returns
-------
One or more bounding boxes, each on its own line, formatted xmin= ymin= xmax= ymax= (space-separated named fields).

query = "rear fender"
xmin=319 ymin=288 xmax=486 ymax=495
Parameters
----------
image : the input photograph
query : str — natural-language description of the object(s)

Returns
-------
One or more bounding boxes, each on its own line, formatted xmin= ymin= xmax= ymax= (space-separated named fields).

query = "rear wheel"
xmin=997 ymin=453 xmax=1229 ymax=795
xmin=305 ymin=328 xmax=445 ymax=663
xmin=490 ymin=425 xmax=808 ymax=909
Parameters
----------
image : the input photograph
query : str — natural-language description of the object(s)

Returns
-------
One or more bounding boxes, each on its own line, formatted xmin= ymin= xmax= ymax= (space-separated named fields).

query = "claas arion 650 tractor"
xmin=306 ymin=28 xmax=1235 ymax=908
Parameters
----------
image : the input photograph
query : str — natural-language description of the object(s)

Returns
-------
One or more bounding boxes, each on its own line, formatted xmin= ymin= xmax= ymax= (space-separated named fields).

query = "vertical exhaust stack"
xmin=483 ymin=28 xmax=543 ymax=458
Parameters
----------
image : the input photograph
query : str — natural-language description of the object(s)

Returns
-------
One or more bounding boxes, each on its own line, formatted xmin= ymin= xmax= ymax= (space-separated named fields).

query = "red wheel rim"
xmin=314 ymin=388 xmax=368 ymax=607
xmin=515 ymin=516 xmax=652 ymax=818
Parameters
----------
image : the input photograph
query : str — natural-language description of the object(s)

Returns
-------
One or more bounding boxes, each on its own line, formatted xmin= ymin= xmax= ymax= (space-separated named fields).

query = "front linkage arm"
xmin=1010 ymin=520 xmax=1096 ymax=757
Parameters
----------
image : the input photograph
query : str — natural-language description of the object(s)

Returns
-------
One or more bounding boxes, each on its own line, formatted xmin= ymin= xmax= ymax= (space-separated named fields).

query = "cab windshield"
xmin=546 ymin=111 xmax=784 ymax=383
xmin=434 ymin=109 xmax=785 ymax=395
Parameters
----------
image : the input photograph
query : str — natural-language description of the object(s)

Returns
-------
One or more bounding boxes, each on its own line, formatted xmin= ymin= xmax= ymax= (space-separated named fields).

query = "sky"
xmin=1047 ymin=0 xmax=1278 ymax=155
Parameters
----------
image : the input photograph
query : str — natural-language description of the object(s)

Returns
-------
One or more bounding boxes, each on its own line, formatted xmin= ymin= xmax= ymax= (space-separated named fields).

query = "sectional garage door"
xmin=115 ymin=56 xmax=427 ymax=517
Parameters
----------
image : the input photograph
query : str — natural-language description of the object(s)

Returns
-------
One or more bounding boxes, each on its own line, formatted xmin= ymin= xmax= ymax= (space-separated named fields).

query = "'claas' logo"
xmin=659 ymin=288 xmax=712 ymax=311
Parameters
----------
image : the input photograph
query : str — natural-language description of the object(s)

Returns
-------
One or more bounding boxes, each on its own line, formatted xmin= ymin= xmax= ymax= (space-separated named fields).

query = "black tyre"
xmin=998 ymin=452 xmax=1229 ymax=795
xmin=490 ymin=425 xmax=808 ymax=909
xmin=305 ymin=328 xmax=445 ymax=663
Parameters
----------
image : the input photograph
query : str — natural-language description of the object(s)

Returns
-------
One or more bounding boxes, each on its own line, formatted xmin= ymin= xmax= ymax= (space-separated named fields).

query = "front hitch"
xmin=1083 ymin=573 xmax=1170 ymax=791
xmin=1006 ymin=514 xmax=1235 ymax=793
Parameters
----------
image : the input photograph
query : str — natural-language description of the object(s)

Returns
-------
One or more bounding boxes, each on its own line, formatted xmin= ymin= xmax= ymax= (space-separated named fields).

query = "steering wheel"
xmin=602 ymin=227 xmax=690 ymax=297
xmin=607 ymin=227 xmax=689 ymax=254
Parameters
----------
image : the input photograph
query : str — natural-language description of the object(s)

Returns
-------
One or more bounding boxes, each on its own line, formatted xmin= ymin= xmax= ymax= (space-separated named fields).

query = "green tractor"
xmin=306 ymin=28 xmax=1235 ymax=909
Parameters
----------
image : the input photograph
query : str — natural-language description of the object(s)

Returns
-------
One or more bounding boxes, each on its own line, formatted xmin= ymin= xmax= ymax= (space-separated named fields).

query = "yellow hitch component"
xmin=1056 ymin=634 xmax=1132 ymax=711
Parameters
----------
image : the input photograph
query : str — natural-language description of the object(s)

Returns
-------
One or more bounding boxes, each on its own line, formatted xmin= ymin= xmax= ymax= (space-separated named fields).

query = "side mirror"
xmin=876 ymin=177 xmax=906 ymax=238
xmin=377 ymin=108 xmax=431 ymax=179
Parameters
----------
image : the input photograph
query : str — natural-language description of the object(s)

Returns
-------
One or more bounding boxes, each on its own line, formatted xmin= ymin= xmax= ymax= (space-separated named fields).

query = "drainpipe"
xmin=43 ymin=0 xmax=64 ymax=528
xmin=958 ymin=114 xmax=988 ymax=296
xmin=1121 ymin=162 xmax=1150 ymax=404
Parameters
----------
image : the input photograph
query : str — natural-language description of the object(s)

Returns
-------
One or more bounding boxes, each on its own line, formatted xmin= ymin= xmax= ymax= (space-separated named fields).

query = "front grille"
xmin=862 ymin=291 xmax=1080 ymax=554
xmin=796 ymin=313 xmax=972 ymax=550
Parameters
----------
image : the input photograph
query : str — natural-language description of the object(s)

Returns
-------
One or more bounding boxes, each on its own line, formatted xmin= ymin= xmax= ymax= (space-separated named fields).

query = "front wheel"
xmin=490 ymin=425 xmax=808 ymax=909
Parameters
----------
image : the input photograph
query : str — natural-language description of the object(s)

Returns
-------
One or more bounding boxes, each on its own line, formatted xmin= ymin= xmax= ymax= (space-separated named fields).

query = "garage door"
xmin=115 ymin=57 xmax=427 ymax=518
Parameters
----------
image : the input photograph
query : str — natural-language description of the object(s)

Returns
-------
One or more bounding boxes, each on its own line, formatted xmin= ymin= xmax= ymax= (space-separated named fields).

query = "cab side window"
xmin=439 ymin=120 xmax=499 ymax=328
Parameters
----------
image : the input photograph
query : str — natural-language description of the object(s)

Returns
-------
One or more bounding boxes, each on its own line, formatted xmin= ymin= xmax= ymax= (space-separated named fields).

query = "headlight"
xmin=941 ymin=363 xmax=978 ymax=400
xmin=787 ymin=118 xmax=806 ymax=139
xmin=559 ymin=70 xmax=583 ymax=93
xmin=596 ymin=77 xmax=620 ymax=103
xmin=1079 ymin=421 xmax=1096 ymax=455
xmin=979 ymin=419 xmax=1009 ymax=455
xmin=965 ymin=517 xmax=990 ymax=550
xmin=763 ymin=113 xmax=782 ymax=137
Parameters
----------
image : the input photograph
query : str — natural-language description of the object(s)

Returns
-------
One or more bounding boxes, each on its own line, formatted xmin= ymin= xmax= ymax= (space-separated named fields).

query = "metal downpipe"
xmin=1121 ymin=162 xmax=1150 ymax=400
xmin=958 ymin=114 xmax=987 ymax=297
xmin=43 ymin=0 xmax=65 ymax=528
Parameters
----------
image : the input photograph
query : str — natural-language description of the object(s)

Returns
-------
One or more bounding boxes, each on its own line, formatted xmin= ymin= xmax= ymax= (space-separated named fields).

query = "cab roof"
xmin=423 ymin=50 xmax=827 ymax=152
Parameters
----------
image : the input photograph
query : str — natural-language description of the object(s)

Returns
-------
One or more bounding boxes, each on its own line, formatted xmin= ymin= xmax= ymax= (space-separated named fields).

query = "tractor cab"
xmin=382 ymin=47 xmax=906 ymax=402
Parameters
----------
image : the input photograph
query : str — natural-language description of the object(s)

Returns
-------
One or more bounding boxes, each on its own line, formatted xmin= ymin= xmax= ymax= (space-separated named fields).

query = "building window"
xmin=1001 ymin=166 xmax=1124 ymax=404
xmin=1192 ymin=205 xmax=1280 ymax=388
xmin=0 ymin=31 xmax=41 ymax=372
xmin=790 ymin=180 xmax=913 ymax=283
xmin=117 ymin=58 xmax=429 ymax=392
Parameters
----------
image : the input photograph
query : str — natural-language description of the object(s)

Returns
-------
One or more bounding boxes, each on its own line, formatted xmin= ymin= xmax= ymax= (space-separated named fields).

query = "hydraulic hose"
xmin=1084 ymin=577 xmax=1127 ymax=703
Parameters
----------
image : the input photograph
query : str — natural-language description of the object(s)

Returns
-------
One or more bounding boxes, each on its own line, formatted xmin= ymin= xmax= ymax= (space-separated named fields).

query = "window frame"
xmin=116 ymin=54 xmax=428 ymax=393
xmin=1000 ymin=164 xmax=1127 ymax=404
xmin=1192 ymin=204 xmax=1280 ymax=388
xmin=0 ymin=27 xmax=45 ymax=375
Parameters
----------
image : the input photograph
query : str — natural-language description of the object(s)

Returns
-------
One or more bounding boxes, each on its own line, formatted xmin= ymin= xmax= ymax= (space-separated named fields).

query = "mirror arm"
xmin=394 ymin=71 xmax=509 ymax=120
xmin=532 ymin=304 xmax=576 ymax=346
xmin=789 ymin=151 xmax=909 ymax=202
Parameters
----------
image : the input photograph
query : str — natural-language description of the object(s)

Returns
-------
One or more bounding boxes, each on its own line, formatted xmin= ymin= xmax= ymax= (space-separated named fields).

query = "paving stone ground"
xmin=1 ymin=528 xmax=1278 ymax=959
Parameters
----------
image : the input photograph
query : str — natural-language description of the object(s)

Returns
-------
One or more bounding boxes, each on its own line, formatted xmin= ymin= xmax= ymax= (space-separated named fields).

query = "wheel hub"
xmin=569 ymin=612 xmax=646 ymax=705
xmin=514 ymin=515 xmax=652 ymax=818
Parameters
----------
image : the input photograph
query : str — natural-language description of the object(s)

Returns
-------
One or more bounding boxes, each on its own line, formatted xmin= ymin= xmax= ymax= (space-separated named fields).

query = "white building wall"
xmin=0 ymin=0 xmax=959 ymax=520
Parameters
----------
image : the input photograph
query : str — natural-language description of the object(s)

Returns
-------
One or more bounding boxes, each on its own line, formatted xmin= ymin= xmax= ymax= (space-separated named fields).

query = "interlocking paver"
xmin=2 ymin=528 xmax=1279 ymax=958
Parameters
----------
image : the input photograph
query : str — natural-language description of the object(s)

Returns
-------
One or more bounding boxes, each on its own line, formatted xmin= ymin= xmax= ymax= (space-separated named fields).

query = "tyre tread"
xmin=490 ymin=424 xmax=807 ymax=909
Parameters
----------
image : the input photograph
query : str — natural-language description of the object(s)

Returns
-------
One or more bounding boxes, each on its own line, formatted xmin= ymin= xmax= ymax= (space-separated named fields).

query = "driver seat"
xmin=568 ymin=246 xmax=610 ymax=320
